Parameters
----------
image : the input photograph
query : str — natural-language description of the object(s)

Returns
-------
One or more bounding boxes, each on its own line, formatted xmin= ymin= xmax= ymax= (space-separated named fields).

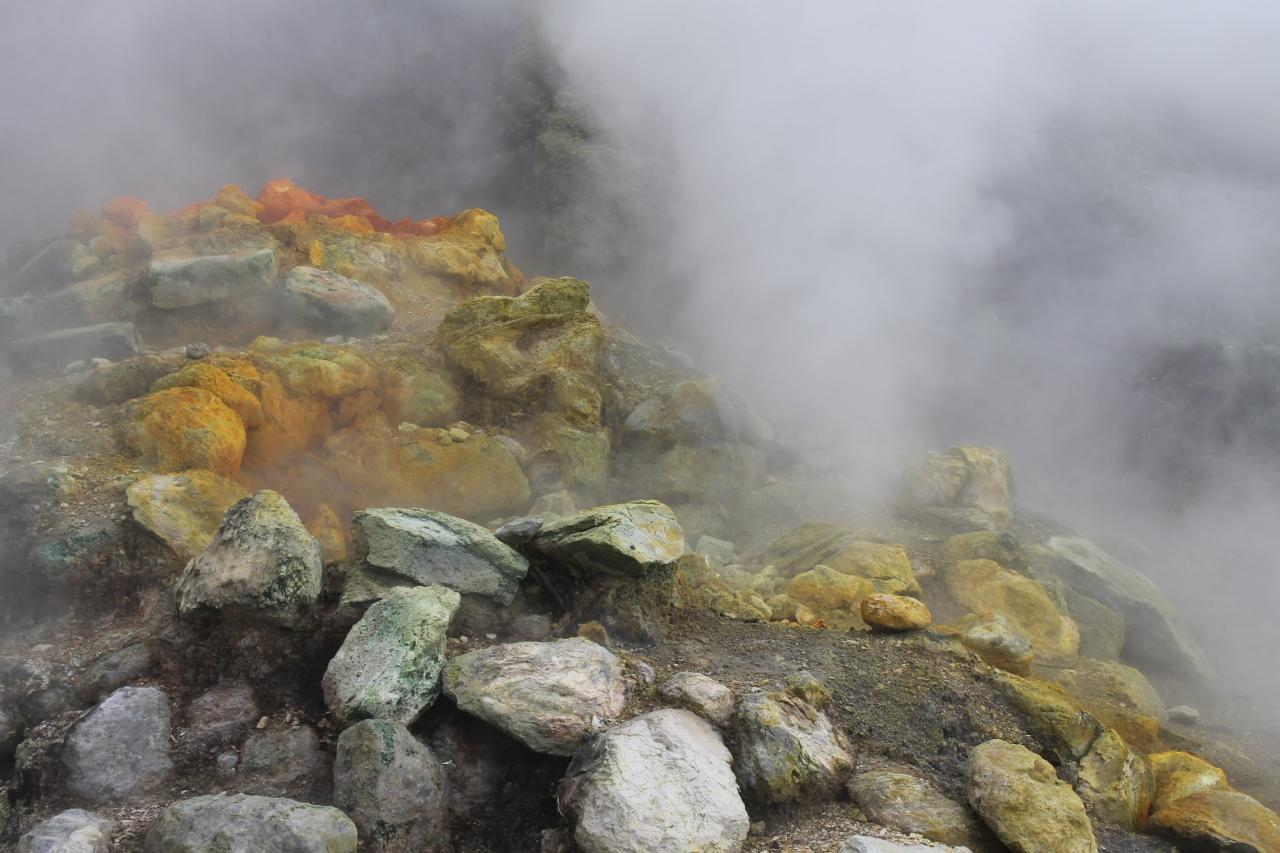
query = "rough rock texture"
xmin=442 ymin=637 xmax=627 ymax=755
xmin=848 ymin=767 xmax=992 ymax=848
xmin=333 ymin=719 xmax=449 ymax=853
xmin=966 ymin=739 xmax=1096 ymax=853
xmin=184 ymin=680 xmax=259 ymax=749
xmin=151 ymin=362 xmax=264 ymax=428
xmin=8 ymin=322 xmax=141 ymax=376
xmin=62 ymin=686 xmax=173 ymax=803
xmin=1148 ymin=750 xmax=1229 ymax=813
xmin=839 ymin=838 xmax=972 ymax=853
xmin=77 ymin=643 xmax=153 ymax=701
xmin=1149 ymin=789 xmax=1280 ymax=852
xmin=238 ymin=726 xmax=332 ymax=803
xmin=351 ymin=507 xmax=529 ymax=605
xmin=959 ymin=613 xmax=1034 ymax=674
xmin=17 ymin=809 xmax=115 ymax=853
xmin=860 ymin=593 xmax=932 ymax=631
xmin=127 ymin=471 xmax=248 ymax=561
xmin=990 ymin=673 xmax=1103 ymax=762
xmin=529 ymin=500 xmax=684 ymax=577
xmin=733 ymin=690 xmax=852 ymax=804
xmin=558 ymin=709 xmax=749 ymax=853
xmin=1041 ymin=537 xmax=1209 ymax=677
xmin=121 ymin=387 xmax=246 ymax=478
xmin=323 ymin=585 xmax=460 ymax=725
xmin=946 ymin=559 xmax=1079 ymax=665
xmin=907 ymin=445 xmax=1013 ymax=529
xmin=1075 ymin=729 xmax=1154 ymax=831
xmin=658 ymin=672 xmax=735 ymax=727
xmin=786 ymin=565 xmax=874 ymax=629
xmin=280 ymin=265 xmax=394 ymax=337
xmin=148 ymin=240 xmax=278 ymax=309
xmin=175 ymin=491 xmax=323 ymax=627
xmin=142 ymin=793 xmax=357 ymax=853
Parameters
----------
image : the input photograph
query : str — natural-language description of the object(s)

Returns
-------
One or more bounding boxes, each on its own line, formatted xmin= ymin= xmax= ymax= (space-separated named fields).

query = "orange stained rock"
xmin=319 ymin=196 xmax=377 ymax=220
xmin=101 ymin=196 xmax=151 ymax=229
xmin=257 ymin=178 xmax=325 ymax=224
xmin=66 ymin=208 xmax=100 ymax=240
xmin=328 ymin=214 xmax=376 ymax=235
xmin=151 ymin=362 xmax=264 ymax=428
xmin=213 ymin=183 xmax=263 ymax=218
xmin=120 ymin=387 xmax=247 ymax=478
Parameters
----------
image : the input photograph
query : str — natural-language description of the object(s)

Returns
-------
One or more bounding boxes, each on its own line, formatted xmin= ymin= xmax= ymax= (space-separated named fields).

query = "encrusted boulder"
xmin=151 ymin=363 xmax=263 ymax=428
xmin=966 ymin=739 xmax=1096 ymax=853
xmin=861 ymin=593 xmax=932 ymax=631
xmin=121 ymin=387 xmax=246 ymax=478
xmin=785 ymin=565 xmax=874 ymax=629
xmin=945 ymin=559 xmax=1079 ymax=665
xmin=442 ymin=638 xmax=627 ymax=755
xmin=1148 ymin=751 xmax=1229 ymax=813
xmin=279 ymin=265 xmax=394 ymax=337
xmin=351 ymin=507 xmax=529 ymax=605
xmin=1075 ymin=730 xmax=1154 ymax=831
xmin=848 ymin=767 xmax=993 ymax=849
xmin=1150 ymin=789 xmax=1280 ymax=851
xmin=126 ymin=470 xmax=248 ymax=561
xmin=658 ymin=672 xmax=735 ymax=727
xmin=959 ymin=613 xmax=1034 ymax=674
xmin=732 ymin=690 xmax=852 ymax=805
xmin=529 ymin=501 xmax=684 ymax=577
xmin=323 ymin=585 xmax=460 ymax=726
xmin=174 ymin=491 xmax=323 ymax=627
xmin=907 ymin=445 xmax=1013 ymax=530
xmin=7 ymin=322 xmax=141 ymax=376
xmin=142 ymin=793 xmax=356 ymax=853
xmin=17 ymin=809 xmax=115 ymax=853
xmin=62 ymin=686 xmax=173 ymax=803
xmin=559 ymin=709 xmax=750 ymax=853
xmin=333 ymin=719 xmax=449 ymax=853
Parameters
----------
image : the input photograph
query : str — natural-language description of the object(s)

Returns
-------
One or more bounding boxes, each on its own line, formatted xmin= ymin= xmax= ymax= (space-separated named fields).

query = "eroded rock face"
xmin=351 ymin=507 xmax=529 ymax=605
xmin=1149 ymin=789 xmax=1280 ymax=852
xmin=959 ymin=613 xmax=1034 ymax=674
xmin=142 ymin=793 xmax=357 ymax=853
xmin=1075 ymin=729 xmax=1154 ymax=831
xmin=848 ymin=768 xmax=992 ymax=849
xmin=907 ymin=445 xmax=1013 ymax=530
xmin=945 ymin=559 xmax=1079 ymax=665
xmin=333 ymin=719 xmax=448 ymax=853
xmin=732 ymin=690 xmax=852 ymax=805
xmin=443 ymin=638 xmax=627 ymax=755
xmin=279 ymin=265 xmax=394 ymax=337
xmin=323 ymin=585 xmax=460 ymax=726
xmin=175 ymin=490 xmax=323 ymax=627
xmin=658 ymin=672 xmax=735 ymax=727
xmin=17 ymin=808 xmax=115 ymax=853
xmin=63 ymin=686 xmax=173 ymax=803
xmin=966 ymin=739 xmax=1096 ymax=853
xmin=529 ymin=501 xmax=684 ymax=577
xmin=559 ymin=709 xmax=750 ymax=853
xmin=127 ymin=470 xmax=248 ymax=561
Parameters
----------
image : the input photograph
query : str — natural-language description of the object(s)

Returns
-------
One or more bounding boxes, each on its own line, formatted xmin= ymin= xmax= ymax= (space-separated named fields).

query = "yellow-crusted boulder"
xmin=1150 ymin=789 xmax=1280 ymax=852
xmin=946 ymin=559 xmax=1080 ymax=664
xmin=860 ymin=593 xmax=931 ymax=632
xmin=786 ymin=565 xmax=873 ymax=629
xmin=1148 ymin=751 xmax=1230 ymax=813
xmin=126 ymin=470 xmax=249 ymax=561
xmin=121 ymin=387 xmax=246 ymax=478
xmin=152 ymin=362 xmax=263 ymax=428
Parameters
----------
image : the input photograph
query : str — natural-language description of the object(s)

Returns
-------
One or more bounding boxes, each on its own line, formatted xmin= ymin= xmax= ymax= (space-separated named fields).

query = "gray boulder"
xmin=175 ymin=491 xmax=323 ymax=627
xmin=334 ymin=719 xmax=449 ymax=852
xmin=732 ymin=690 xmax=852 ymax=805
xmin=658 ymin=672 xmax=735 ymax=727
xmin=559 ymin=709 xmax=749 ymax=853
xmin=7 ymin=239 xmax=79 ymax=295
xmin=323 ymin=585 xmax=460 ymax=725
xmin=238 ymin=726 xmax=332 ymax=804
xmin=529 ymin=500 xmax=684 ymax=577
xmin=148 ymin=240 xmax=277 ymax=309
xmin=184 ymin=680 xmax=259 ymax=749
xmin=63 ymin=685 xmax=173 ymax=803
xmin=142 ymin=793 xmax=356 ymax=853
xmin=351 ymin=508 xmax=529 ymax=605
xmin=279 ymin=266 xmax=394 ymax=337
xmin=442 ymin=637 xmax=627 ymax=755
xmin=77 ymin=643 xmax=153 ymax=701
xmin=848 ymin=767 xmax=992 ymax=849
xmin=966 ymin=739 xmax=1096 ymax=853
xmin=17 ymin=809 xmax=115 ymax=853
xmin=7 ymin=322 xmax=140 ymax=376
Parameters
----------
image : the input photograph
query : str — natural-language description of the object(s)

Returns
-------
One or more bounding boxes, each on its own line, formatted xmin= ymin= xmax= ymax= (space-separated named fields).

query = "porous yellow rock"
xmin=946 ymin=559 xmax=1080 ymax=664
xmin=126 ymin=470 xmax=248 ymax=560
xmin=786 ymin=565 xmax=874 ymax=629
xmin=1148 ymin=751 xmax=1230 ymax=813
xmin=121 ymin=387 xmax=247 ymax=478
xmin=826 ymin=541 xmax=920 ymax=595
xmin=152 ymin=362 xmax=263 ymax=428
xmin=860 ymin=593 xmax=931 ymax=631
xmin=256 ymin=343 xmax=378 ymax=400
xmin=1150 ymin=789 xmax=1280 ymax=852
xmin=1076 ymin=729 xmax=1154 ymax=831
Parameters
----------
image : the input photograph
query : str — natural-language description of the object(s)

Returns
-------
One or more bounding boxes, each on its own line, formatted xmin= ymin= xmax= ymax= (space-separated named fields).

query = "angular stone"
xmin=848 ymin=768 xmax=991 ymax=849
xmin=1041 ymin=538 xmax=1209 ymax=678
xmin=127 ymin=470 xmax=248 ymax=561
xmin=238 ymin=726 xmax=332 ymax=804
xmin=860 ymin=593 xmax=932 ymax=631
xmin=77 ymin=644 xmax=152 ymax=702
xmin=658 ymin=672 xmax=735 ymax=727
xmin=63 ymin=686 xmax=173 ymax=803
xmin=946 ymin=559 xmax=1079 ymax=665
xmin=185 ymin=680 xmax=258 ymax=750
xmin=960 ymin=613 xmax=1034 ymax=674
xmin=351 ymin=508 xmax=529 ymax=605
xmin=990 ymin=672 xmax=1103 ymax=762
xmin=333 ymin=719 xmax=448 ymax=852
xmin=529 ymin=501 xmax=684 ymax=577
xmin=151 ymin=363 xmax=263 ymax=428
xmin=8 ymin=239 xmax=78 ymax=295
xmin=733 ymin=690 xmax=852 ymax=805
xmin=142 ymin=793 xmax=356 ymax=853
xmin=175 ymin=491 xmax=323 ymax=627
xmin=966 ymin=739 xmax=1096 ymax=853
xmin=1068 ymin=658 xmax=1166 ymax=724
xmin=323 ymin=585 xmax=460 ymax=726
xmin=786 ymin=565 xmax=874 ymax=629
xmin=7 ymin=322 xmax=140 ymax=376
xmin=280 ymin=266 xmax=394 ymax=337
xmin=559 ymin=709 xmax=749 ymax=853
xmin=1076 ymin=730 xmax=1154 ymax=831
xmin=1150 ymin=789 xmax=1280 ymax=852
xmin=149 ymin=241 xmax=277 ymax=309
xmin=443 ymin=638 xmax=626 ymax=755
xmin=17 ymin=808 xmax=115 ymax=853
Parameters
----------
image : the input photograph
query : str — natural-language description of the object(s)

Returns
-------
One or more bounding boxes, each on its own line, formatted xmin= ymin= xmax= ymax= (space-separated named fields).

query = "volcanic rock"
xmin=907 ymin=445 xmax=1013 ymax=530
xmin=142 ymin=793 xmax=357 ymax=853
xmin=1075 ymin=729 xmax=1154 ymax=831
xmin=786 ymin=565 xmax=874 ymax=629
xmin=442 ymin=637 xmax=627 ymax=755
xmin=121 ymin=387 xmax=246 ymax=477
xmin=838 ymin=838 xmax=971 ymax=853
xmin=528 ymin=500 xmax=684 ymax=577
xmin=861 ymin=593 xmax=932 ymax=631
xmin=558 ymin=709 xmax=750 ymax=853
xmin=148 ymin=239 xmax=277 ymax=309
xmin=732 ymin=690 xmax=852 ymax=805
xmin=7 ymin=322 xmax=140 ymax=376
xmin=1148 ymin=751 xmax=1230 ymax=813
xmin=848 ymin=767 xmax=992 ymax=849
xmin=7 ymin=238 xmax=79 ymax=295
xmin=333 ymin=719 xmax=449 ymax=853
xmin=174 ymin=490 xmax=323 ymax=627
xmin=17 ymin=808 xmax=115 ymax=853
xmin=351 ymin=507 xmax=529 ymax=605
xmin=151 ymin=362 xmax=264 ymax=427
xmin=77 ymin=643 xmax=152 ymax=702
xmin=990 ymin=672 xmax=1103 ymax=762
xmin=966 ymin=739 xmax=1096 ymax=853
xmin=127 ymin=470 xmax=248 ymax=561
xmin=323 ymin=585 xmax=460 ymax=725
xmin=184 ymin=680 xmax=258 ymax=750
xmin=1149 ymin=789 xmax=1280 ymax=851
xmin=62 ymin=686 xmax=173 ymax=803
xmin=959 ymin=613 xmax=1034 ymax=674
xmin=945 ymin=559 xmax=1079 ymax=664
xmin=238 ymin=726 xmax=332 ymax=804
xmin=280 ymin=265 xmax=394 ymax=337
xmin=658 ymin=672 xmax=735 ymax=727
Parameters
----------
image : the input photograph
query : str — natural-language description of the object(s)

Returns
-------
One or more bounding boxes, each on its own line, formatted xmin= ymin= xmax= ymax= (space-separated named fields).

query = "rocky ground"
xmin=0 ymin=181 xmax=1277 ymax=852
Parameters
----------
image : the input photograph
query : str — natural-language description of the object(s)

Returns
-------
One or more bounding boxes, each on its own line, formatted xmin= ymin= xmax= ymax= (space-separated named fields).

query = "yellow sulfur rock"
xmin=121 ymin=387 xmax=246 ymax=478
xmin=946 ymin=559 xmax=1080 ymax=665
xmin=786 ymin=565 xmax=873 ymax=629
xmin=1148 ymin=751 xmax=1230 ymax=813
xmin=152 ymin=362 xmax=263 ymax=428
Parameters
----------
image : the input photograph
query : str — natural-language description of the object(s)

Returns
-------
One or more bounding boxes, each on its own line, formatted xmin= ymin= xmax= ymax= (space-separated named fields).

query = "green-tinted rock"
xmin=991 ymin=671 xmax=1103 ymax=762
xmin=322 ymin=586 xmax=460 ymax=726
xmin=530 ymin=500 xmax=684 ymax=577
xmin=732 ymin=691 xmax=852 ymax=805
xmin=943 ymin=530 xmax=1028 ymax=572
xmin=1061 ymin=588 xmax=1126 ymax=661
